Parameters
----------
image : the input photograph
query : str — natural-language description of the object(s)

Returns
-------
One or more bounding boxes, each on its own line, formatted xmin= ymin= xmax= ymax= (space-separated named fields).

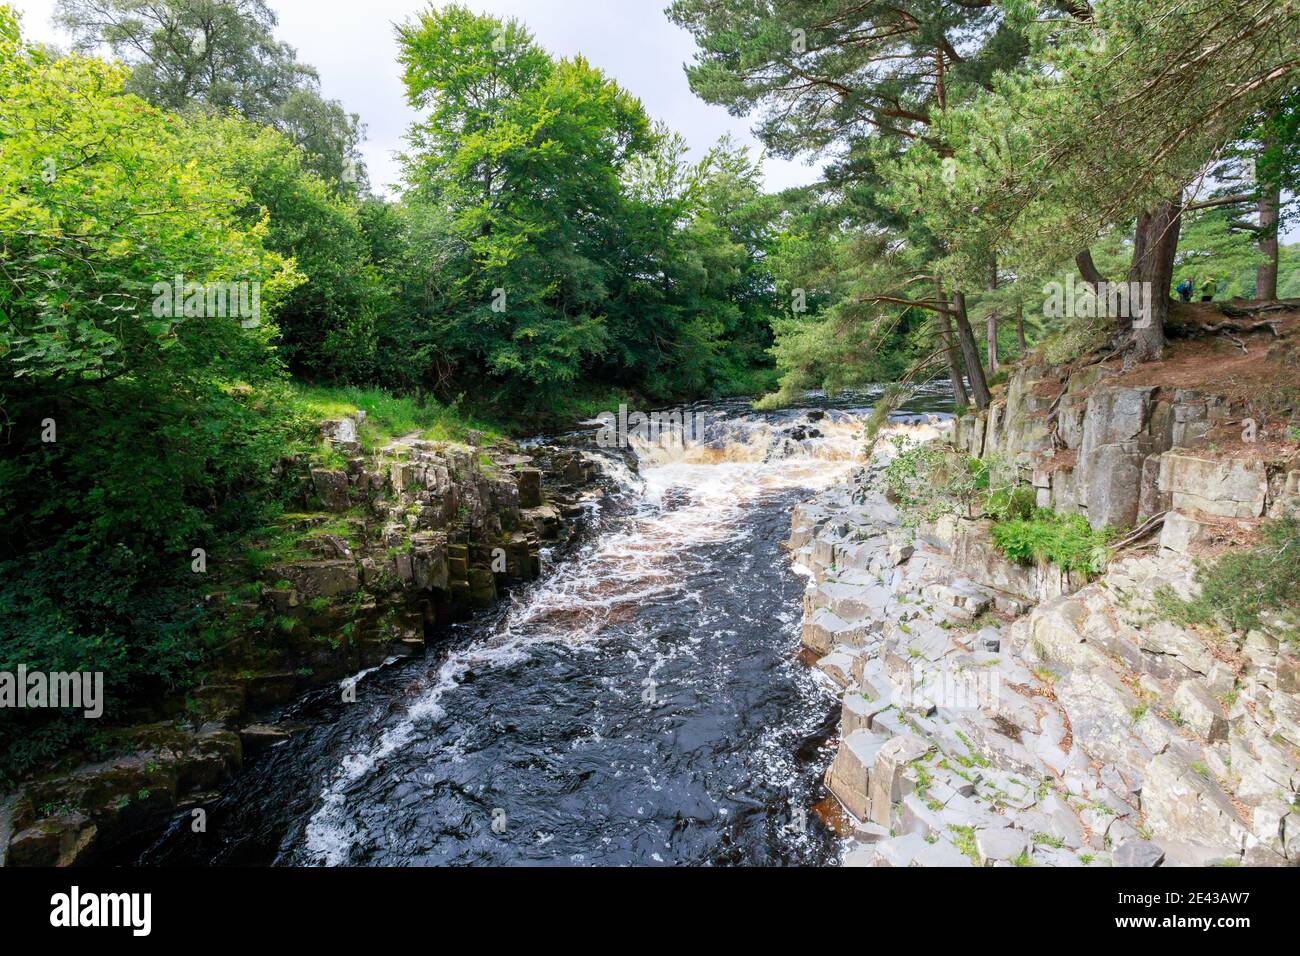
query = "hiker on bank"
xmin=1200 ymin=276 xmax=1217 ymax=301
xmin=1175 ymin=278 xmax=1192 ymax=302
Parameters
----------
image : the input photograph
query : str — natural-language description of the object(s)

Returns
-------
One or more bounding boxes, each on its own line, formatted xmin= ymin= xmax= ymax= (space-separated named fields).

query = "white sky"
xmin=11 ymin=0 xmax=827 ymax=197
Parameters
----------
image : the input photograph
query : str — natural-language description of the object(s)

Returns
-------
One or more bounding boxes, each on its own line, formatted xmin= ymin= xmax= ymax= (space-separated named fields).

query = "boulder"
xmin=1142 ymin=753 xmax=1251 ymax=849
xmin=974 ymin=825 xmax=1030 ymax=865
xmin=869 ymin=734 xmax=933 ymax=826
xmin=310 ymin=468 xmax=351 ymax=511
xmin=1085 ymin=442 xmax=1146 ymax=530
xmin=1159 ymin=511 xmax=1210 ymax=555
xmin=274 ymin=560 xmax=360 ymax=599
xmin=827 ymin=730 xmax=890 ymax=822
xmin=1112 ymin=839 xmax=1165 ymax=867
xmin=1157 ymin=454 xmax=1267 ymax=519
xmin=516 ymin=468 xmax=543 ymax=508
xmin=912 ymin=837 xmax=974 ymax=867
xmin=802 ymin=607 xmax=857 ymax=654
xmin=871 ymin=832 xmax=931 ymax=868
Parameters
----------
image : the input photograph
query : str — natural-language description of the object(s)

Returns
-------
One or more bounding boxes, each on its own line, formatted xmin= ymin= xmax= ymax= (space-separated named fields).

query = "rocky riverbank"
xmin=1 ymin=415 xmax=599 ymax=866
xmin=793 ymin=361 xmax=1300 ymax=866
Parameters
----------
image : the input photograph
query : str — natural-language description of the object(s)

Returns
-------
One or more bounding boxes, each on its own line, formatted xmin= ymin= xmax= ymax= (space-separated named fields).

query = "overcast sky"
xmin=12 ymin=0 xmax=827 ymax=197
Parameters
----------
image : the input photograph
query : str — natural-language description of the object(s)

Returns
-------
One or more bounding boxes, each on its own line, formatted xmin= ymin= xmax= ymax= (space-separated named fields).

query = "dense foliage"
xmin=0 ymin=6 xmax=316 ymax=776
xmin=0 ymin=2 xmax=786 ymax=778
xmin=673 ymin=0 xmax=1300 ymax=396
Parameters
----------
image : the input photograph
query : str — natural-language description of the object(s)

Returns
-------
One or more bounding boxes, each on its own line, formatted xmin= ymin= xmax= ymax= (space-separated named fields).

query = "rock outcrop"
xmin=798 ymin=364 xmax=1299 ymax=868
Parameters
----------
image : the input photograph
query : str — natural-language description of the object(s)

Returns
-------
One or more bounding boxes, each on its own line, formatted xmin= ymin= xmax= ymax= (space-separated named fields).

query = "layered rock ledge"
xmin=793 ymin=366 xmax=1300 ymax=868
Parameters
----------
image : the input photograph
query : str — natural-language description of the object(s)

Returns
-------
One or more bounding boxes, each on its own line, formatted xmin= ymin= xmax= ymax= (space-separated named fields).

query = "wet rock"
xmin=8 ymin=814 xmax=98 ymax=867
xmin=815 ymin=650 xmax=857 ymax=689
xmin=516 ymin=467 xmax=543 ymax=508
xmin=274 ymin=560 xmax=360 ymax=599
xmin=238 ymin=724 xmax=291 ymax=752
xmin=801 ymin=608 xmax=847 ymax=655
xmin=843 ymin=844 xmax=878 ymax=867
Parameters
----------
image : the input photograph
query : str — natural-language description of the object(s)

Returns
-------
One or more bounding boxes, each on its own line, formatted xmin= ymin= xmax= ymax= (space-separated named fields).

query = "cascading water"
xmin=127 ymin=387 xmax=952 ymax=866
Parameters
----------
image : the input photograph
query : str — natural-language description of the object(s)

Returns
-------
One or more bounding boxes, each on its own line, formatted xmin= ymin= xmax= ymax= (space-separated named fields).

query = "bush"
xmin=1155 ymin=515 xmax=1300 ymax=641
xmin=986 ymin=485 xmax=1038 ymax=522
xmin=880 ymin=441 xmax=1023 ymax=527
xmin=990 ymin=509 xmax=1112 ymax=574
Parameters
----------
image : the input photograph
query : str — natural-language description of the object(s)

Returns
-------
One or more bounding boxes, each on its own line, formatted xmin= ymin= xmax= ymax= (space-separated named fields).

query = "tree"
xmin=54 ymin=0 xmax=366 ymax=190
xmin=397 ymin=4 xmax=653 ymax=400
xmin=189 ymin=114 xmax=379 ymax=380
xmin=1250 ymin=91 xmax=1300 ymax=299
xmin=928 ymin=0 xmax=1300 ymax=360
xmin=670 ymin=0 xmax=1030 ymax=404
xmin=0 ymin=6 xmax=306 ymax=771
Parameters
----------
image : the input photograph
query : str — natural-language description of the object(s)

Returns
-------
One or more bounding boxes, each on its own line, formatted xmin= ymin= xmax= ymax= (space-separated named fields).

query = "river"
xmin=123 ymin=386 xmax=952 ymax=866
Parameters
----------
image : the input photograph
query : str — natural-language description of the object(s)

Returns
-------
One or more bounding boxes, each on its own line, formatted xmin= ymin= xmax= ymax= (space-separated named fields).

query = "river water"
xmin=127 ymin=386 xmax=952 ymax=866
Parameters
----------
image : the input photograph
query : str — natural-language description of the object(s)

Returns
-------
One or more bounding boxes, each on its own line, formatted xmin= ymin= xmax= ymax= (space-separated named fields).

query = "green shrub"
xmin=990 ymin=509 xmax=1112 ymax=574
xmin=880 ymin=442 xmax=1025 ymax=528
xmin=1155 ymin=515 xmax=1300 ymax=641
xmin=985 ymin=485 xmax=1037 ymax=522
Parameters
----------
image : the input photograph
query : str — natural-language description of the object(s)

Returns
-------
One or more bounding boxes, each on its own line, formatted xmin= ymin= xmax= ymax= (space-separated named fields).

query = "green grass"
xmin=289 ymin=383 xmax=508 ymax=449
xmin=947 ymin=824 xmax=982 ymax=865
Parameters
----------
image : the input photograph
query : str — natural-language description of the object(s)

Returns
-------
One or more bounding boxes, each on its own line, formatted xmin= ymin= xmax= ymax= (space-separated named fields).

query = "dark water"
xmin=126 ymin=386 xmax=952 ymax=867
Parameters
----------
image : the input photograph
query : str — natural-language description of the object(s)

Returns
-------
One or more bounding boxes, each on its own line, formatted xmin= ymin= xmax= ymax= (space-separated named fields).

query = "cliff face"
xmin=1 ymin=415 xmax=598 ymax=866
xmin=953 ymin=360 xmax=1299 ymax=542
xmin=793 ymin=359 xmax=1300 ymax=867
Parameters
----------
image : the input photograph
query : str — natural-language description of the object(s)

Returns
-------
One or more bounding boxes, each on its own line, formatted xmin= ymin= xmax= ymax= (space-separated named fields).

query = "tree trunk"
xmin=1015 ymin=296 xmax=1028 ymax=354
xmin=986 ymin=259 xmax=999 ymax=372
xmin=952 ymin=290 xmax=991 ymax=408
xmin=987 ymin=313 xmax=999 ymax=373
xmin=938 ymin=313 xmax=969 ymax=410
xmin=1256 ymin=172 xmax=1280 ymax=300
xmin=1128 ymin=198 xmax=1182 ymax=362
